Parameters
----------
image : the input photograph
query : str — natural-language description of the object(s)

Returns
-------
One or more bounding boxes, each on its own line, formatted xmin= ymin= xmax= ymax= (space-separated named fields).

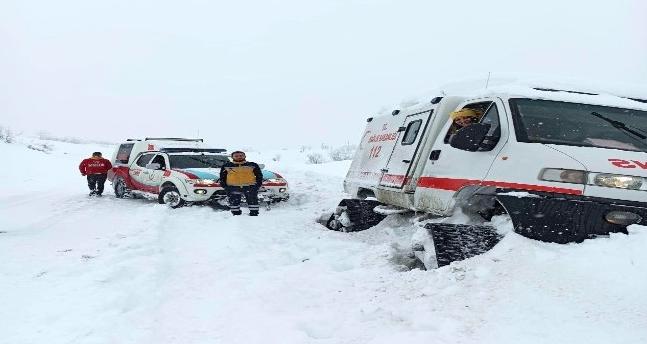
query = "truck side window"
xmin=151 ymin=155 xmax=167 ymax=169
xmin=116 ymin=143 xmax=134 ymax=164
xmin=478 ymin=103 xmax=501 ymax=151
xmin=443 ymin=102 xmax=490 ymax=143
xmin=136 ymin=154 xmax=154 ymax=167
xmin=401 ymin=119 xmax=423 ymax=145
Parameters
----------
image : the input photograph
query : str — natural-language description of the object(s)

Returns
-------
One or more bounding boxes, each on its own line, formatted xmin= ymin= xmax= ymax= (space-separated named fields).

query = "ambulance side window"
xmin=443 ymin=101 xmax=491 ymax=143
xmin=401 ymin=120 xmax=423 ymax=145
xmin=478 ymin=103 xmax=501 ymax=151
xmin=136 ymin=154 xmax=154 ymax=167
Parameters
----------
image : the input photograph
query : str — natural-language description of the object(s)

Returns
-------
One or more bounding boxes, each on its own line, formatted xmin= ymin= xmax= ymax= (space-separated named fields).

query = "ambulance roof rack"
xmin=533 ymin=87 xmax=598 ymax=96
xmin=627 ymin=97 xmax=647 ymax=104
xmin=159 ymin=148 xmax=227 ymax=154
xmin=145 ymin=138 xmax=204 ymax=142
xmin=533 ymin=87 xmax=647 ymax=104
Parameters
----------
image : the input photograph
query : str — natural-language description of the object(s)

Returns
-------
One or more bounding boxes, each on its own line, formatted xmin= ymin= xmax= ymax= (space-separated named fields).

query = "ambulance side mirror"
xmin=449 ymin=123 xmax=490 ymax=152
xmin=146 ymin=163 xmax=161 ymax=170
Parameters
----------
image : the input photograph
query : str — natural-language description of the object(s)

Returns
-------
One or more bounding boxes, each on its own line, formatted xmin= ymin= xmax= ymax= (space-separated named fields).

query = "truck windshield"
xmin=169 ymin=155 xmax=230 ymax=169
xmin=510 ymin=99 xmax=647 ymax=152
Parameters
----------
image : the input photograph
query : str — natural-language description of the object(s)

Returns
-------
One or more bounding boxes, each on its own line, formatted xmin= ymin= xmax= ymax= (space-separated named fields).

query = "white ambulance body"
xmin=330 ymin=85 xmax=647 ymax=256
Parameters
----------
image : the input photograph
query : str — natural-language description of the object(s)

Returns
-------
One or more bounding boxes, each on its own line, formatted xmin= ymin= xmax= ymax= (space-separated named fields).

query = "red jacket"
xmin=79 ymin=158 xmax=112 ymax=175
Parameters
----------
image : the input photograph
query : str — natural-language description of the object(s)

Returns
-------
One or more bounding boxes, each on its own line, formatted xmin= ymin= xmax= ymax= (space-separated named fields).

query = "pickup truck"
xmin=107 ymin=138 xmax=289 ymax=208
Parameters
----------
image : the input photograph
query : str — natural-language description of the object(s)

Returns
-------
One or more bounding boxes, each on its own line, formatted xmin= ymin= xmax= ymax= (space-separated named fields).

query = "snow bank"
xmin=1 ymin=140 xmax=646 ymax=344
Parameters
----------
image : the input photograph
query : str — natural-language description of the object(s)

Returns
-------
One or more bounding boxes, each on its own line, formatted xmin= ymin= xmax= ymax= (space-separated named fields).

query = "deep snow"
xmin=1 ymin=139 xmax=646 ymax=344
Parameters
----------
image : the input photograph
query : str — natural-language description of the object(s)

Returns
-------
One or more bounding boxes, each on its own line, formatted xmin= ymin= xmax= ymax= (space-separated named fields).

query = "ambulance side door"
xmin=415 ymin=98 xmax=509 ymax=213
xmin=379 ymin=110 xmax=433 ymax=188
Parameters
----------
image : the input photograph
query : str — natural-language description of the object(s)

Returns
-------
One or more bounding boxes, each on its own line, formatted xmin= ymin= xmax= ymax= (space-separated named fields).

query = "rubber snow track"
xmin=1 ymin=141 xmax=647 ymax=344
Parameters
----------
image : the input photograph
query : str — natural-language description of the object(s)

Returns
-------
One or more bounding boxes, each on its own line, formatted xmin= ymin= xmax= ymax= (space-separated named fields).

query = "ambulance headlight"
xmin=539 ymin=168 xmax=587 ymax=184
xmin=594 ymin=174 xmax=643 ymax=190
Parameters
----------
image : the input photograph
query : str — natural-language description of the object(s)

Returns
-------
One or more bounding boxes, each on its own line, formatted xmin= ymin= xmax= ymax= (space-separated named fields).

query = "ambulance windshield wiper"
xmin=590 ymin=112 xmax=647 ymax=139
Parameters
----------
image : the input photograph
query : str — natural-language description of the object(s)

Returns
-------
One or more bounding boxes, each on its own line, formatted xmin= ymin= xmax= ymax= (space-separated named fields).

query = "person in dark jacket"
xmin=79 ymin=152 xmax=113 ymax=196
xmin=219 ymin=151 xmax=263 ymax=216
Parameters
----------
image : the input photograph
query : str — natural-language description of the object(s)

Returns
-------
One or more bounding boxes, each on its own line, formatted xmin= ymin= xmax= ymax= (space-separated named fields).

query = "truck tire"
xmin=326 ymin=199 xmax=386 ymax=232
xmin=113 ymin=177 xmax=128 ymax=198
xmin=424 ymin=223 xmax=502 ymax=268
xmin=158 ymin=186 xmax=185 ymax=208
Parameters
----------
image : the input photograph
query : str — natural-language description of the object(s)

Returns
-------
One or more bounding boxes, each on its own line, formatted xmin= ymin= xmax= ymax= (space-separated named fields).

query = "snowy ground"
xmin=1 ymin=139 xmax=646 ymax=344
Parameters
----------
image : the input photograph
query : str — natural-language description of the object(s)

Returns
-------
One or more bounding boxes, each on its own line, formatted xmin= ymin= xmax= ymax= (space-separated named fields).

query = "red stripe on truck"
xmin=416 ymin=177 xmax=481 ymax=190
xmin=480 ymin=180 xmax=583 ymax=195
xmin=416 ymin=176 xmax=582 ymax=195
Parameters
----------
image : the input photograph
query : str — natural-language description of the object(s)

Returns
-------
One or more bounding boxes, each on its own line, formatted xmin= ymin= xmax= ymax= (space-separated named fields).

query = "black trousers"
xmin=87 ymin=174 xmax=108 ymax=194
xmin=225 ymin=186 xmax=260 ymax=213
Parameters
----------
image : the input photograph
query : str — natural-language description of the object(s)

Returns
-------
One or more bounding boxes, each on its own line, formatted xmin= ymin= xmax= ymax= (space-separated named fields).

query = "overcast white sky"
xmin=1 ymin=0 xmax=646 ymax=148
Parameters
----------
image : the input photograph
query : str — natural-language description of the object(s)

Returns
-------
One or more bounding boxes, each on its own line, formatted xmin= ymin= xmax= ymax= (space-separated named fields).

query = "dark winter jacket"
xmin=219 ymin=161 xmax=263 ymax=188
xmin=79 ymin=158 xmax=112 ymax=175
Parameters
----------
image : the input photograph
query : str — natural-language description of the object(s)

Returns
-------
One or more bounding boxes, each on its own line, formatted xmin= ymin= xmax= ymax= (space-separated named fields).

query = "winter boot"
xmin=232 ymin=210 xmax=242 ymax=216
xmin=89 ymin=190 xmax=96 ymax=196
xmin=249 ymin=210 xmax=259 ymax=216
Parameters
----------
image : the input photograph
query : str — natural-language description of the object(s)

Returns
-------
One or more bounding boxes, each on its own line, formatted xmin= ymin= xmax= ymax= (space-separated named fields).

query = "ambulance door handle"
xmin=430 ymin=150 xmax=441 ymax=160
xmin=402 ymin=159 xmax=411 ymax=163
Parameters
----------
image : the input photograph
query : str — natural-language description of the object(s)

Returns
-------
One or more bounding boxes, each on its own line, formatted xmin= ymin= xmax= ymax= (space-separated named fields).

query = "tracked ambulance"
xmin=325 ymin=85 xmax=647 ymax=268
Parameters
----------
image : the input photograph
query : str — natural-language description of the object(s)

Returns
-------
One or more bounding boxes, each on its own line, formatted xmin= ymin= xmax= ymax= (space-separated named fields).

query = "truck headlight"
xmin=539 ymin=168 xmax=587 ymax=184
xmin=594 ymin=174 xmax=643 ymax=190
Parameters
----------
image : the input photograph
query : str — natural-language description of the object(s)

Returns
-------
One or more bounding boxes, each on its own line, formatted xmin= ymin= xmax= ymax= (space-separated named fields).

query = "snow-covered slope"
xmin=1 ymin=140 xmax=646 ymax=344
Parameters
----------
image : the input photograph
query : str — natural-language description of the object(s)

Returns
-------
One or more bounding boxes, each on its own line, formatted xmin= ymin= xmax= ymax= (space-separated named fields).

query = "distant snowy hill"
xmin=1 ymin=139 xmax=646 ymax=344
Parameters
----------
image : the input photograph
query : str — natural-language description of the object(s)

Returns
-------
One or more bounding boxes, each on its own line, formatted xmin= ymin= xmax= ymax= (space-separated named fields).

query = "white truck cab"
xmin=328 ymin=86 xmax=647 ymax=266
xmin=108 ymin=138 xmax=289 ymax=208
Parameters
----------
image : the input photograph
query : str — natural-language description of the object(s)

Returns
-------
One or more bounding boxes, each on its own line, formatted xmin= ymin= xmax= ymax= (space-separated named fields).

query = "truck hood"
xmin=178 ymin=168 xmax=221 ymax=180
xmin=545 ymin=144 xmax=647 ymax=177
xmin=177 ymin=168 xmax=282 ymax=181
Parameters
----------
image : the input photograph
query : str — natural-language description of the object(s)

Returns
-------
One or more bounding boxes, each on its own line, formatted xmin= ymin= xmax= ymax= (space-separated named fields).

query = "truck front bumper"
xmin=259 ymin=186 xmax=289 ymax=202
xmin=497 ymin=192 xmax=646 ymax=244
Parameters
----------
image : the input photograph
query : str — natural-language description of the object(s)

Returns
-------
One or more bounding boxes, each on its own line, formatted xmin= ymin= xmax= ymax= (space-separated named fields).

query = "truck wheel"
xmin=158 ymin=186 xmax=185 ymax=208
xmin=325 ymin=199 xmax=386 ymax=232
xmin=422 ymin=223 xmax=502 ymax=268
xmin=114 ymin=177 xmax=128 ymax=198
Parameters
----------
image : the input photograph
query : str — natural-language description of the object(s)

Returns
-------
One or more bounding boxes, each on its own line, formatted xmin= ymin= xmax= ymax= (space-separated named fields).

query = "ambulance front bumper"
xmin=497 ymin=192 xmax=646 ymax=244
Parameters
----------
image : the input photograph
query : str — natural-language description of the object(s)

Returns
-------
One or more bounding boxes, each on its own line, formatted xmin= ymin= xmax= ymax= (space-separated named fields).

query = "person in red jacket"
xmin=79 ymin=152 xmax=113 ymax=196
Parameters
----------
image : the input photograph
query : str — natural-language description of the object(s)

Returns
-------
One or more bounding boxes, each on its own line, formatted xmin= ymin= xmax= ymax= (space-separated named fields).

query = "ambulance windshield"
xmin=510 ymin=99 xmax=647 ymax=152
